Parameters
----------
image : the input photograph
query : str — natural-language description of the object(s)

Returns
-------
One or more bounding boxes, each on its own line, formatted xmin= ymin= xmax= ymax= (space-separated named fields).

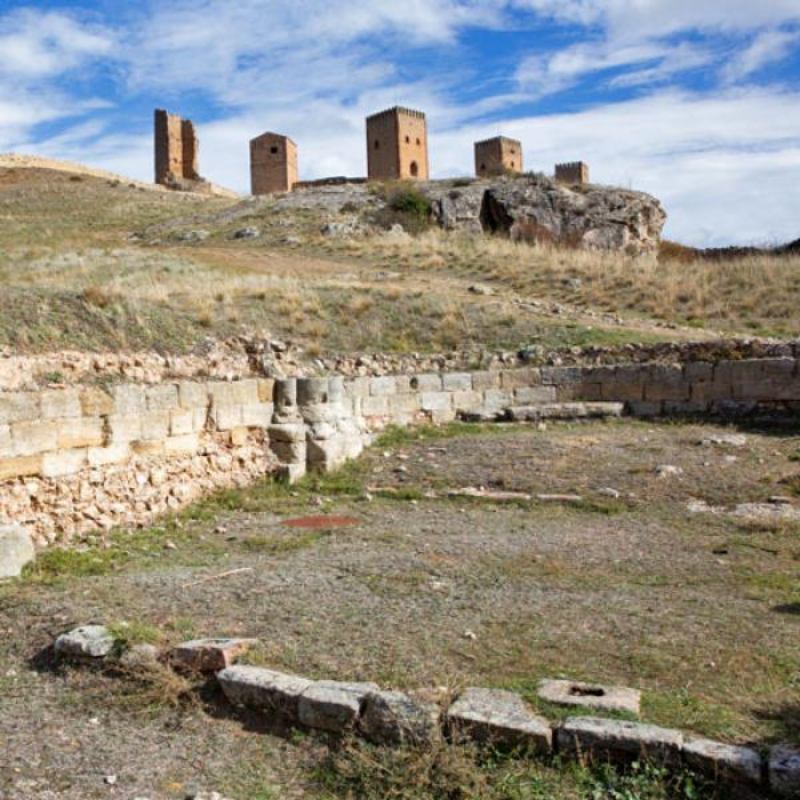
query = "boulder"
xmin=55 ymin=625 xmax=115 ymax=660
xmin=0 ymin=525 xmax=35 ymax=579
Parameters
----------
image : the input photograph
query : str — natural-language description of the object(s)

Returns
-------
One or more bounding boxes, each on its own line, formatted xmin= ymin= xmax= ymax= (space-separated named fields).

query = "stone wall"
xmin=555 ymin=161 xmax=590 ymax=185
xmin=1 ymin=355 xmax=799 ymax=548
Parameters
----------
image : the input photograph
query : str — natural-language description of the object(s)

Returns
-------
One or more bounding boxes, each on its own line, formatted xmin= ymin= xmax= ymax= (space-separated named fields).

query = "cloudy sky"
xmin=1 ymin=0 xmax=799 ymax=245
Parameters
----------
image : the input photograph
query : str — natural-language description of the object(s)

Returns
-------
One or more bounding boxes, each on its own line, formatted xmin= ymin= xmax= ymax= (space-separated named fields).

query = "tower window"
xmin=405 ymin=136 xmax=410 ymax=143
xmin=270 ymin=146 xmax=279 ymax=154
xmin=374 ymin=140 xmax=380 ymax=150
xmin=416 ymin=138 xmax=421 ymax=145
xmin=410 ymin=161 xmax=419 ymax=177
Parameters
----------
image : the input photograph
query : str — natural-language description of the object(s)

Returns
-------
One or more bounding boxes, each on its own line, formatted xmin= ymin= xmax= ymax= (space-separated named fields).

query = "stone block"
xmin=452 ymin=391 xmax=483 ymax=413
xmin=241 ymin=403 xmax=274 ymax=428
xmin=88 ymin=443 xmax=131 ymax=468
xmin=275 ymin=379 xmax=298 ymax=411
xmin=209 ymin=380 xmax=260 ymax=408
xmin=269 ymin=423 xmax=307 ymax=444
xmin=308 ymin=438 xmax=352 ymax=471
xmin=344 ymin=377 xmax=371 ymax=399
xmin=328 ymin=377 xmax=345 ymax=402
xmin=442 ymin=373 xmax=472 ymax=392
xmin=218 ymin=665 xmax=313 ymax=720
xmin=537 ymin=679 xmax=640 ymax=716
xmin=298 ymin=681 xmax=377 ymax=733
xmin=501 ymin=368 xmax=541 ymax=390
xmin=557 ymin=717 xmax=683 ymax=765
xmin=0 ymin=525 xmax=35 ymax=579
xmin=360 ymin=690 xmax=441 ymax=746
xmin=178 ymin=381 xmax=208 ymax=410
xmin=388 ymin=394 xmax=421 ymax=415
xmin=297 ymin=378 xmax=329 ymax=405
xmin=164 ymin=434 xmax=200 ymax=455
xmin=55 ymin=625 xmax=115 ymax=660
xmin=140 ymin=411 xmax=171 ymax=441
xmin=80 ymin=387 xmax=114 ymax=417
xmin=131 ymin=440 xmax=165 ymax=456
xmin=682 ymin=737 xmax=762 ymax=786
xmin=11 ymin=420 xmax=58 ymax=456
xmin=642 ymin=364 xmax=689 ymax=402
xmin=107 ymin=415 xmax=142 ymax=444
xmin=257 ymin=379 xmax=275 ymax=403
xmin=0 ymin=455 xmax=42 ymax=481
xmin=515 ymin=386 xmax=557 ymax=405
xmin=146 ymin=384 xmax=179 ymax=411
xmin=421 ymin=392 xmax=452 ymax=412
xmin=362 ymin=396 xmax=389 ymax=417
xmin=170 ymin=409 xmax=195 ymax=436
xmin=276 ymin=462 xmax=307 ymax=484
xmin=370 ymin=376 xmax=397 ymax=396
xmin=627 ymin=401 xmax=663 ymax=418
xmin=447 ymin=688 xmax=552 ymax=753
xmin=0 ymin=392 xmax=40 ymax=424
xmin=410 ymin=374 xmax=442 ymax=393
xmin=393 ymin=376 xmax=414 ymax=394
xmin=230 ymin=427 xmax=249 ymax=447
xmin=42 ymin=449 xmax=88 ymax=478
xmin=213 ymin=405 xmax=243 ymax=431
xmin=471 ymin=371 xmax=500 ymax=391
xmin=41 ymin=389 xmax=81 ymax=420
xmin=171 ymin=638 xmax=258 ymax=673
xmin=271 ymin=440 xmax=306 ymax=465
xmin=540 ymin=366 xmax=584 ymax=386
xmin=0 ymin=425 xmax=12 ymax=458
xmin=483 ymin=390 xmax=513 ymax=412
xmin=112 ymin=384 xmax=146 ymax=415
xmin=57 ymin=418 xmax=105 ymax=450
xmin=770 ymin=745 xmax=800 ymax=798
xmin=684 ymin=362 xmax=713 ymax=382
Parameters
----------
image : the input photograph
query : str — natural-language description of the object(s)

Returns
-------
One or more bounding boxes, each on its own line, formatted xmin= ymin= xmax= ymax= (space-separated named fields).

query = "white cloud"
xmin=722 ymin=28 xmax=800 ymax=84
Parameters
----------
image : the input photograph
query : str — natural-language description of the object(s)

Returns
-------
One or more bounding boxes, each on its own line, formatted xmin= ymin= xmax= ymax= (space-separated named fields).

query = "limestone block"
xmin=643 ymin=364 xmax=690 ymax=402
xmin=0 ymin=455 xmax=42 ymax=481
xmin=770 ymin=745 xmax=800 ymax=798
xmin=0 ymin=392 xmax=40 ymax=424
xmin=214 ymin=404 xmax=243 ymax=431
xmin=452 ymin=391 xmax=483 ymax=413
xmin=299 ymin=403 xmax=345 ymax=425
xmin=362 ymin=396 xmax=389 ymax=417
xmin=164 ymin=434 xmax=200 ymax=455
xmin=11 ymin=420 xmax=58 ymax=456
xmin=230 ymin=427 xmax=249 ymax=447
xmin=421 ymin=392 xmax=452 ymax=412
xmin=344 ymin=377 xmax=371 ymax=399
xmin=483 ymin=389 xmax=513 ymax=413
xmin=328 ymin=377 xmax=345 ymax=402
xmin=537 ymin=679 xmax=640 ymax=716
xmin=388 ymin=394 xmax=421 ymax=415
xmin=140 ymin=411 xmax=171 ymax=441
xmin=107 ymin=415 xmax=142 ymax=444
xmin=80 ymin=387 xmax=114 ymax=417
xmin=501 ymin=368 xmax=541 ymax=390
xmin=41 ymin=389 xmax=81 ymax=420
xmin=170 ymin=409 xmax=195 ymax=436
xmin=257 ymin=379 xmax=275 ymax=403
xmin=447 ymin=688 xmax=552 ymax=753
xmin=57 ymin=418 xmax=105 ymax=450
xmin=146 ymin=384 xmax=179 ymax=411
xmin=298 ymin=681 xmax=377 ymax=733
xmin=0 ymin=525 xmax=35 ymax=579
xmin=682 ymin=737 xmax=762 ymax=786
xmin=411 ymin=374 xmax=443 ymax=393
xmin=218 ymin=665 xmax=313 ymax=719
xmin=627 ymin=401 xmax=663 ymax=418
xmin=297 ymin=378 xmax=329 ymax=405
xmin=515 ymin=386 xmax=557 ymax=404
xmin=442 ymin=373 xmax=472 ymax=392
xmin=557 ymin=717 xmax=683 ymax=765
xmin=269 ymin=423 xmax=307 ymax=444
xmin=541 ymin=366 xmax=585 ymax=386
xmin=360 ymin=690 xmax=441 ymax=746
xmin=55 ymin=625 xmax=115 ymax=660
xmin=178 ymin=381 xmax=208 ymax=410
xmin=277 ymin=463 xmax=307 ymax=484
xmin=208 ymin=380 xmax=260 ymax=408
xmin=241 ymin=403 xmax=274 ymax=428
xmin=308 ymin=438 xmax=351 ymax=471
xmin=0 ymin=425 xmax=12 ymax=458
xmin=393 ymin=376 xmax=414 ymax=394
xmin=271 ymin=440 xmax=306 ymax=465
xmin=112 ymin=384 xmax=146 ymax=415
xmin=472 ymin=371 xmax=500 ymax=391
xmin=275 ymin=378 xmax=298 ymax=411
xmin=192 ymin=407 xmax=209 ymax=432
xmin=88 ymin=443 xmax=131 ymax=467
xmin=171 ymin=638 xmax=258 ymax=673
xmin=132 ymin=440 xmax=165 ymax=456
xmin=609 ymin=366 xmax=646 ymax=402
xmin=684 ymin=362 xmax=713 ymax=382
xmin=42 ymin=449 xmax=88 ymax=478
xmin=370 ymin=376 xmax=397 ymax=396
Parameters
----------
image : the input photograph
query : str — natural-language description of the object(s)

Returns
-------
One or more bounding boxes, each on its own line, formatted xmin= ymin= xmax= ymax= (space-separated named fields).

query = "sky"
xmin=1 ymin=0 xmax=799 ymax=246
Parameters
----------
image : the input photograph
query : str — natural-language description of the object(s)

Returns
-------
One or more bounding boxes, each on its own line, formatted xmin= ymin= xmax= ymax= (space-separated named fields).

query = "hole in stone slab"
xmin=569 ymin=685 xmax=605 ymax=697
xmin=410 ymin=377 xmax=419 ymax=390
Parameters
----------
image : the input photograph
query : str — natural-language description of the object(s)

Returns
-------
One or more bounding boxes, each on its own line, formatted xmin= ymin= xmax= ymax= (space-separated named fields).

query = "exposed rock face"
xmin=427 ymin=176 xmax=666 ymax=256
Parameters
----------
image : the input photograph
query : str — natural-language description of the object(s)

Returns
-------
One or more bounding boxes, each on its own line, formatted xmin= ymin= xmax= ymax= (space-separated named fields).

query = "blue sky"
xmin=1 ymin=0 xmax=799 ymax=246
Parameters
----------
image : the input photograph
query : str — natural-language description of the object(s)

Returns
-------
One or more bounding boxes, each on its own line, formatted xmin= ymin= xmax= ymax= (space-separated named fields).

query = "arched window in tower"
xmin=410 ymin=161 xmax=419 ymax=178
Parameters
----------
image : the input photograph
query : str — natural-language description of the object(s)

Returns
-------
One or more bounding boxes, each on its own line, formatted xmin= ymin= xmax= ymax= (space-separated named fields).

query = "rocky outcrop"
xmin=426 ymin=176 xmax=666 ymax=256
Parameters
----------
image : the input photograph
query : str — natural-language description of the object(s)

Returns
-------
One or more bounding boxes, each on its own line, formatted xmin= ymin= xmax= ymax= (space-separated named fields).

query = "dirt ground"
xmin=1 ymin=418 xmax=799 ymax=799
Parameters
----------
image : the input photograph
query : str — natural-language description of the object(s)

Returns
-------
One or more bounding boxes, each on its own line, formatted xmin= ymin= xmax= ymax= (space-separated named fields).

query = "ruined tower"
xmin=366 ymin=107 xmax=429 ymax=181
xmin=474 ymin=137 xmax=523 ymax=177
xmin=555 ymin=162 xmax=590 ymax=185
xmin=154 ymin=109 xmax=201 ymax=187
xmin=250 ymin=133 xmax=298 ymax=195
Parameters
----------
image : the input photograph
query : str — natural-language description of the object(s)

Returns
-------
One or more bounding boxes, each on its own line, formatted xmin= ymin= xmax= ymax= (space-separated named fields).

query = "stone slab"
xmin=298 ymin=681 xmax=377 ymax=733
xmin=55 ymin=625 xmax=115 ymax=659
xmin=217 ymin=665 xmax=313 ymax=720
xmin=0 ymin=525 xmax=35 ymax=579
xmin=770 ymin=745 xmax=800 ymax=798
xmin=447 ymin=688 xmax=552 ymax=753
xmin=537 ymin=679 xmax=641 ymax=716
xmin=171 ymin=638 xmax=258 ymax=673
xmin=360 ymin=689 xmax=441 ymax=746
xmin=682 ymin=736 xmax=762 ymax=786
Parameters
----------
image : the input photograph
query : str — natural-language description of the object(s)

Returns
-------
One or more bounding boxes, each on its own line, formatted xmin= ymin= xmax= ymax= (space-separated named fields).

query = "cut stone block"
xmin=79 ymin=387 xmax=115 ymax=416
xmin=0 ymin=525 xmax=35 ymax=579
xmin=682 ymin=737 xmax=762 ymax=786
xmin=298 ymin=681 xmax=378 ymax=733
xmin=557 ymin=717 xmax=683 ymax=765
xmin=218 ymin=666 xmax=313 ymax=720
xmin=171 ymin=638 xmax=258 ymax=673
xmin=446 ymin=688 xmax=552 ymax=753
xmin=42 ymin=448 xmax=88 ymax=478
xmin=41 ymin=389 xmax=81 ymax=420
xmin=55 ymin=625 xmax=115 ymax=660
xmin=537 ymin=679 xmax=641 ymax=716
xmin=360 ymin=689 xmax=441 ymax=746
xmin=442 ymin=373 xmax=472 ymax=392
xmin=770 ymin=745 xmax=800 ymax=798
xmin=370 ymin=376 xmax=397 ymax=396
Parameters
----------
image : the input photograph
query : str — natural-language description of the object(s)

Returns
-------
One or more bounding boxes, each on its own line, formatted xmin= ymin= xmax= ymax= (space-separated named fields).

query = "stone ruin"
xmin=474 ymin=136 xmax=523 ymax=177
xmin=154 ymin=109 xmax=210 ymax=193
xmin=555 ymin=161 xmax=590 ymax=185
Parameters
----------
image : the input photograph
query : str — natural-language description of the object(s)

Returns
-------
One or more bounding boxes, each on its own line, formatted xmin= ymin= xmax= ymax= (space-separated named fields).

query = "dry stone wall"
xmin=1 ymin=355 xmax=799 ymax=548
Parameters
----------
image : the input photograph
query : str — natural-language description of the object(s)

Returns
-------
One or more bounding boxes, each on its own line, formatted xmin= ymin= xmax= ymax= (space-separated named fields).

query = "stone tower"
xmin=555 ymin=162 xmax=590 ymax=185
xmin=154 ymin=109 xmax=200 ymax=186
xmin=366 ymin=107 xmax=429 ymax=181
xmin=250 ymin=133 xmax=298 ymax=195
xmin=474 ymin=137 xmax=523 ymax=177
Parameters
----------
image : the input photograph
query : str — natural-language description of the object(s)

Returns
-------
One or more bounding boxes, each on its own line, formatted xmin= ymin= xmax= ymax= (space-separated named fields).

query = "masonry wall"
xmin=154 ymin=110 xmax=185 ymax=185
xmin=2 ymin=356 xmax=799 ymax=548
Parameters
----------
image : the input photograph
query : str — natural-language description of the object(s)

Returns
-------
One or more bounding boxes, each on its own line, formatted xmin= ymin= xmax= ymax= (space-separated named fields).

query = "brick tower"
xmin=154 ymin=109 xmax=200 ymax=185
xmin=555 ymin=161 xmax=590 ymax=185
xmin=474 ymin=136 xmax=523 ymax=177
xmin=366 ymin=107 xmax=429 ymax=181
xmin=250 ymin=133 xmax=298 ymax=195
